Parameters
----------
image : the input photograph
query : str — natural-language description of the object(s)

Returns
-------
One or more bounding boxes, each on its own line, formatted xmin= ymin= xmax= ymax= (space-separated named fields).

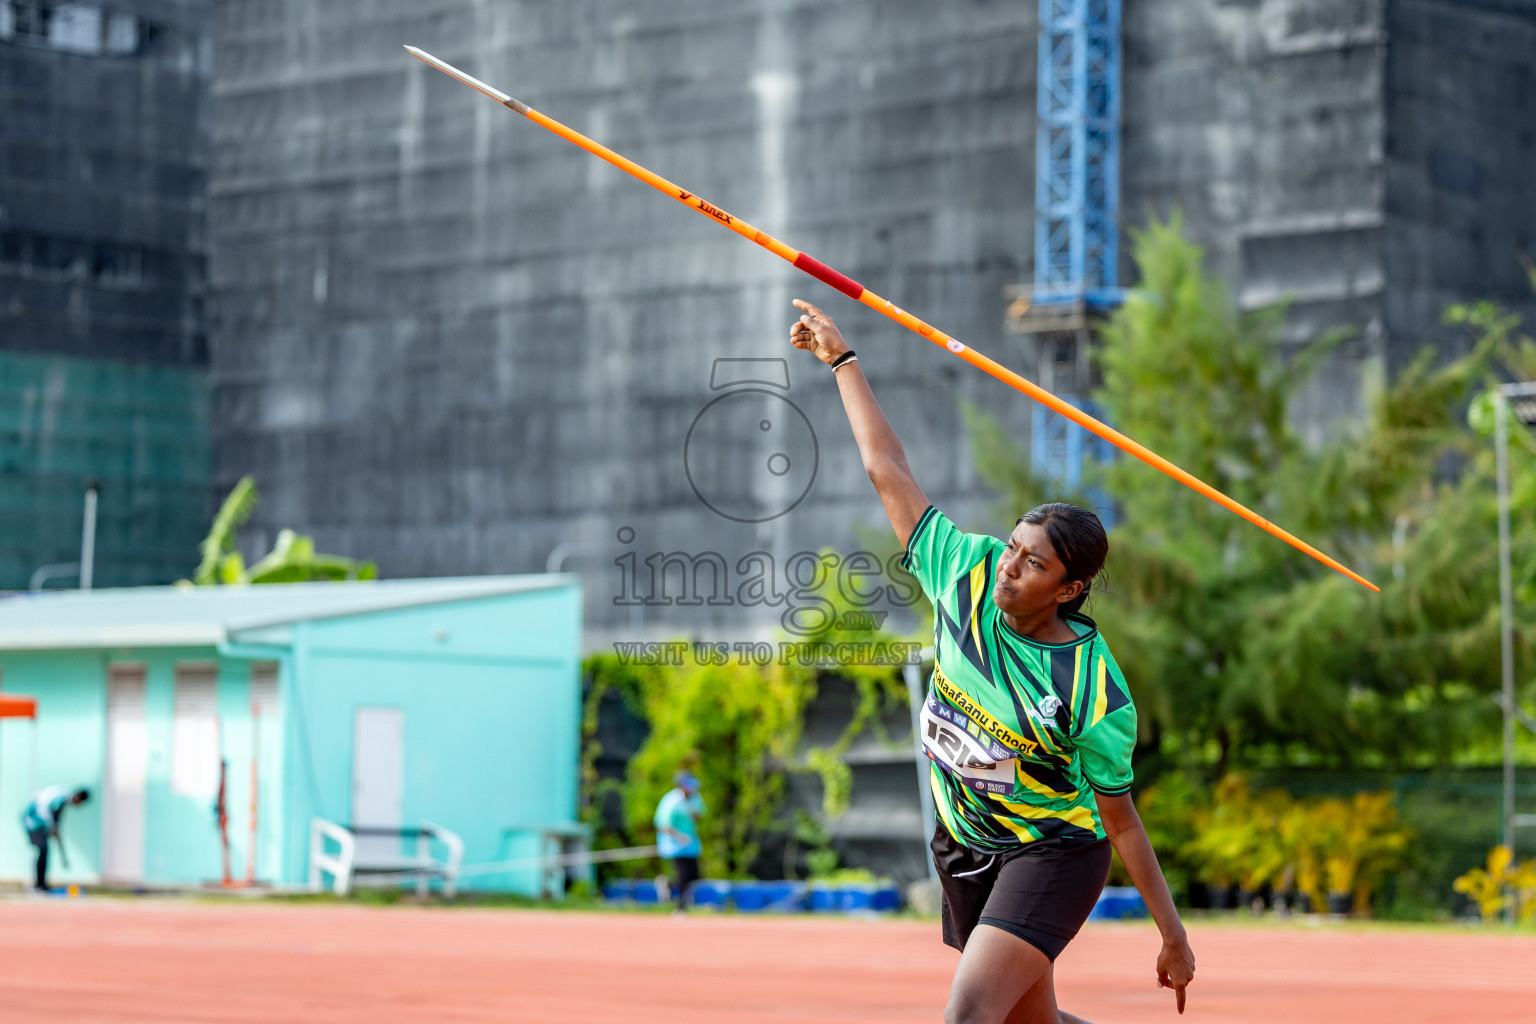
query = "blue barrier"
xmin=807 ymin=883 xmax=903 ymax=914
xmin=806 ymin=885 xmax=839 ymax=913
xmin=843 ymin=887 xmax=874 ymax=912
xmin=731 ymin=881 xmax=805 ymax=912
xmin=603 ymin=877 xmax=899 ymax=914
xmin=602 ymin=878 xmax=667 ymax=904
xmin=689 ymin=880 xmax=732 ymax=909
xmin=1089 ymin=886 xmax=1148 ymax=920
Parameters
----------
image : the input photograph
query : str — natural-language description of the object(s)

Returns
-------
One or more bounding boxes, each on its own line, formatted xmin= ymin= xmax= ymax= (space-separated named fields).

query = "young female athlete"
xmin=789 ymin=299 xmax=1196 ymax=1023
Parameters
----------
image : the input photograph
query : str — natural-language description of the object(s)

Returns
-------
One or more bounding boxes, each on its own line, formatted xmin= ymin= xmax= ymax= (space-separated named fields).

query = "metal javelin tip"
xmin=404 ymin=46 xmax=530 ymax=114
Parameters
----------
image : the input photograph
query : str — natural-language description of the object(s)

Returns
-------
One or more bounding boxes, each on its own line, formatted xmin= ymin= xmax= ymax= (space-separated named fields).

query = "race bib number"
xmin=921 ymin=696 xmax=1018 ymax=795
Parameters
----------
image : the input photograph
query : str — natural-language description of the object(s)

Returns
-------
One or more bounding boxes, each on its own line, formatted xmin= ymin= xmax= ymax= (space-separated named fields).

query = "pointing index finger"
xmin=792 ymin=298 xmax=825 ymax=318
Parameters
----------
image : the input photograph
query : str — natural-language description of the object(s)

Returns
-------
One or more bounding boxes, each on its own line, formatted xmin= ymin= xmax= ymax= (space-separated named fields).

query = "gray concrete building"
xmin=0 ymin=0 xmax=214 ymax=588
xmin=1119 ymin=0 xmax=1536 ymax=437
xmin=206 ymin=0 xmax=1536 ymax=650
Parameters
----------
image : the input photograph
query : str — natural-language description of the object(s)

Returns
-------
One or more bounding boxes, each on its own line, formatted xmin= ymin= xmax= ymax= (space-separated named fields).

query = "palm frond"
xmin=194 ymin=476 xmax=259 ymax=584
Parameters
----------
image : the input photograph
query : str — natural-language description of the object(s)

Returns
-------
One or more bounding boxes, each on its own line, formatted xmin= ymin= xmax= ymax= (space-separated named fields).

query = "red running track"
xmin=0 ymin=900 xmax=1532 ymax=1023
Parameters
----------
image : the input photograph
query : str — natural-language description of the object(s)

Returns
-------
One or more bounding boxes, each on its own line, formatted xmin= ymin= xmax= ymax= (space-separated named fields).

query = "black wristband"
xmin=829 ymin=350 xmax=857 ymax=370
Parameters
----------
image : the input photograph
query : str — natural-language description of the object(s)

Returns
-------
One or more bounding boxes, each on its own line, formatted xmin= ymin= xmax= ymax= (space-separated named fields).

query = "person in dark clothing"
xmin=654 ymin=770 xmax=705 ymax=910
xmin=21 ymin=785 xmax=90 ymax=892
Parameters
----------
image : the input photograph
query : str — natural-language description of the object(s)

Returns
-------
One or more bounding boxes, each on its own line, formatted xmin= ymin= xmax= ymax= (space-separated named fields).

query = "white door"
xmin=102 ymin=665 xmax=147 ymax=881
xmin=171 ymin=664 xmax=221 ymax=800
xmin=351 ymin=708 xmax=404 ymax=864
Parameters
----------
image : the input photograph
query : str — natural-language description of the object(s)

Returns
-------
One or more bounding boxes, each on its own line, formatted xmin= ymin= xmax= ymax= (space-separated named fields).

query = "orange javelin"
xmin=405 ymin=46 xmax=1378 ymax=592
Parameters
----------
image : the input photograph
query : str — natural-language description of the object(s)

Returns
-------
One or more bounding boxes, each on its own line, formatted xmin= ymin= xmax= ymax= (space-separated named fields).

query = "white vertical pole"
xmin=1496 ymin=390 xmax=1515 ymax=870
xmin=904 ymin=652 xmax=938 ymax=882
xmin=79 ymin=484 xmax=98 ymax=591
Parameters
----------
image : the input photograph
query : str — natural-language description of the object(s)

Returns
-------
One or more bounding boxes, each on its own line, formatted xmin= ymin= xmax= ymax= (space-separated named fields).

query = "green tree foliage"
xmin=971 ymin=215 xmax=1535 ymax=770
xmin=580 ymin=571 xmax=913 ymax=878
xmin=577 ymin=650 xmax=817 ymax=880
xmin=192 ymin=476 xmax=376 ymax=584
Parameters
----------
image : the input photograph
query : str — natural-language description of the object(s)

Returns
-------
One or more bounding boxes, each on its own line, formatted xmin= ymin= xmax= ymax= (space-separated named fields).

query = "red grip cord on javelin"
xmin=793 ymin=253 xmax=865 ymax=300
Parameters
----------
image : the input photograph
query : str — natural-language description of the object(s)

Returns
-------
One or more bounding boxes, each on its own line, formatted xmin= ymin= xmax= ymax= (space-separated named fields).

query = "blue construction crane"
xmin=1029 ymin=0 xmax=1122 ymax=496
xmin=1034 ymin=0 xmax=1122 ymax=309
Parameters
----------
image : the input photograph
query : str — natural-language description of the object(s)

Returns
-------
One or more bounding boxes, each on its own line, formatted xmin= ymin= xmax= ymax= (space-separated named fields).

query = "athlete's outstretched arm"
xmin=1099 ymin=792 xmax=1196 ymax=1014
xmin=790 ymin=299 xmax=930 ymax=548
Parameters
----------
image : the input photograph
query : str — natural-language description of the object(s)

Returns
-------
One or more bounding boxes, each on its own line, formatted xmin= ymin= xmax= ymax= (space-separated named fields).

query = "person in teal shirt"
xmin=653 ymin=770 xmax=705 ymax=908
xmin=21 ymin=785 xmax=89 ymax=892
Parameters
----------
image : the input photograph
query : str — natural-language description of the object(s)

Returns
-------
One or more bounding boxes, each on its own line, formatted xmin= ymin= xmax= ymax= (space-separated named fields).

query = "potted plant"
xmin=1513 ymin=856 xmax=1536 ymax=924
xmin=1309 ymin=798 xmax=1357 ymax=915
xmin=1312 ymin=792 xmax=1412 ymax=917
xmin=1278 ymin=800 xmax=1326 ymax=913
xmin=1236 ymin=788 xmax=1293 ymax=911
xmin=1452 ymin=845 xmax=1513 ymax=922
xmin=1346 ymin=792 xmax=1412 ymax=915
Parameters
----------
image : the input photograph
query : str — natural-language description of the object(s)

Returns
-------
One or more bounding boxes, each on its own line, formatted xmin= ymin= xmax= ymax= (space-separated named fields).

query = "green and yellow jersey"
xmin=904 ymin=506 xmax=1137 ymax=853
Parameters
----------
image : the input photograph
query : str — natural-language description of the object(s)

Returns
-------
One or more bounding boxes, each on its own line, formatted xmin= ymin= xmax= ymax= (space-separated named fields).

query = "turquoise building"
xmin=0 ymin=576 xmax=581 ymax=894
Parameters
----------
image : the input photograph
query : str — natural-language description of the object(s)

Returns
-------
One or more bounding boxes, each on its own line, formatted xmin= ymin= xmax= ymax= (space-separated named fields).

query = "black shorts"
xmin=932 ymin=822 xmax=1111 ymax=961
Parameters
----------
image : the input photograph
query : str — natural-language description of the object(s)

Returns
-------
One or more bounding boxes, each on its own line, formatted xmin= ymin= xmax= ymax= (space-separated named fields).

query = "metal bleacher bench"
xmin=309 ymin=817 xmax=464 ymax=898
